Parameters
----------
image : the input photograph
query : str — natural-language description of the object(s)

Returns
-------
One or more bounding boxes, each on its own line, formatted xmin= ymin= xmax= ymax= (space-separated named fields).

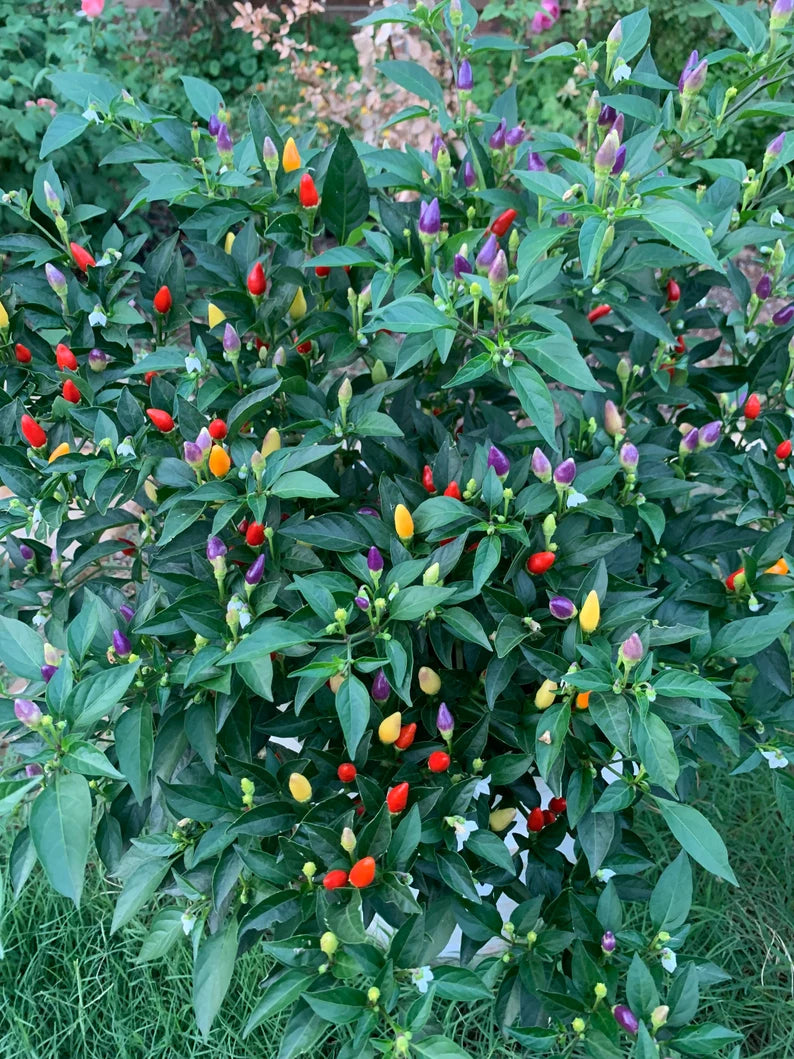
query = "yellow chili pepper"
xmin=208 ymin=445 xmax=231 ymax=478
xmin=378 ymin=710 xmax=402 ymax=744
xmin=0 ymin=299 xmax=9 ymax=330
xmin=289 ymin=772 xmax=312 ymax=803
xmin=394 ymin=503 xmax=414 ymax=541
xmin=208 ymin=302 xmax=226 ymax=328
xmin=576 ymin=690 xmax=591 ymax=710
xmin=765 ymin=558 xmax=789 ymax=575
xmin=329 ymin=673 xmax=344 ymax=694
xmin=282 ymin=136 xmax=301 ymax=172
xmin=489 ymin=807 xmax=517 ymax=832
xmin=288 ymin=287 xmax=307 ymax=321
xmin=48 ymin=442 xmax=70 ymax=463
xmin=144 ymin=479 xmax=158 ymax=503
xmin=224 ymin=231 xmax=235 ymax=254
xmin=262 ymin=427 xmax=281 ymax=457
xmin=418 ymin=666 xmax=441 ymax=695
xmin=579 ymin=590 xmax=600 ymax=634
xmin=534 ymin=679 xmax=558 ymax=710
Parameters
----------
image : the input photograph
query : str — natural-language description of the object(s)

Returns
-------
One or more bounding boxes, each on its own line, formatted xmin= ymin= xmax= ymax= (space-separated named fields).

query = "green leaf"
xmin=673 ymin=1024 xmax=743 ymax=1055
xmin=40 ymin=114 xmax=88 ymax=159
xmin=320 ymin=130 xmax=369 ymax=245
xmin=535 ymin=701 xmax=570 ymax=780
xmin=442 ymin=607 xmax=492 ymax=651
xmin=649 ymin=851 xmax=692 ymax=931
xmin=368 ymin=294 xmax=454 ymax=334
xmin=626 ymin=952 xmax=659 ymax=1017
xmin=67 ymin=662 xmax=141 ymax=730
xmin=181 ymin=76 xmax=224 ymax=120
xmin=642 ymin=202 xmax=723 ymax=272
xmin=271 ymin=471 xmax=338 ymax=500
xmin=473 ymin=536 xmax=501 ymax=593
xmin=465 ymin=829 xmax=516 ymax=875
xmin=411 ymin=1034 xmax=472 ymax=1058
xmin=577 ymin=808 xmax=615 ymax=876
xmin=633 ymin=713 xmax=679 ymax=794
xmin=654 ymin=799 xmax=737 ymax=884
xmin=137 ymin=908 xmax=185 ymax=963
xmin=524 ymin=334 xmax=602 ymax=392
xmin=244 ymin=969 xmax=314 ymax=1037
xmin=710 ymin=599 xmax=794 ymax=658
xmin=652 ymin=670 xmax=730 ymax=701
xmin=335 ymin=675 xmax=370 ymax=758
xmin=507 ymin=362 xmax=558 ymax=450
xmin=304 ymin=986 xmax=367 ymax=1024
xmin=112 ymin=858 xmax=172 ymax=932
xmin=223 ymin=619 xmax=313 ymax=664
xmin=0 ymin=616 xmax=44 ymax=680
xmin=388 ymin=586 xmax=456 ymax=621
xmin=29 ymin=774 xmax=92 ymax=906
xmin=115 ymin=704 xmax=154 ymax=805
xmin=435 ymin=850 xmax=481 ymax=903
xmin=432 ymin=967 xmax=492 ymax=1001
xmin=376 ymin=60 xmax=444 ymax=106
xmin=708 ymin=0 xmax=766 ymax=52
xmin=62 ymin=741 xmax=124 ymax=780
xmin=193 ymin=919 xmax=239 ymax=1039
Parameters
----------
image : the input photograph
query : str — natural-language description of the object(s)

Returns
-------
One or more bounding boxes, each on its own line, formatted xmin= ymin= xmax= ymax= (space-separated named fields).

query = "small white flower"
xmin=31 ymin=505 xmax=43 ymax=531
xmin=88 ymin=306 xmax=107 ymax=327
xmin=761 ymin=748 xmax=789 ymax=769
xmin=32 ymin=612 xmax=47 ymax=627
xmin=566 ymin=490 xmax=588 ymax=509
xmin=116 ymin=437 xmax=136 ymax=458
xmin=410 ymin=966 xmax=434 ymax=993
xmin=473 ymin=776 xmax=491 ymax=798
xmin=185 ymin=354 xmax=202 ymax=374
xmin=445 ymin=815 xmax=479 ymax=851
xmin=227 ymin=598 xmax=244 ymax=613
xmin=82 ymin=107 xmax=102 ymax=125
xmin=613 ymin=62 xmax=631 ymax=82
xmin=596 ymin=868 xmax=616 ymax=883
xmin=770 ymin=210 xmax=785 ymax=227
xmin=746 ymin=329 xmax=759 ymax=346
xmin=239 ymin=606 xmax=252 ymax=629
xmin=660 ymin=947 xmax=677 ymax=973
xmin=181 ymin=911 xmax=197 ymax=935
xmin=746 ymin=438 xmax=767 ymax=453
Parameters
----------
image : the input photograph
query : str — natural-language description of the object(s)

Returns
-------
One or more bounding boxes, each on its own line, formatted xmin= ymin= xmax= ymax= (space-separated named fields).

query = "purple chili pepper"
xmin=419 ymin=197 xmax=441 ymax=237
xmin=679 ymin=428 xmax=699 ymax=456
xmin=488 ymin=119 xmax=506 ymax=151
xmin=25 ymin=763 xmax=44 ymax=777
xmin=457 ymin=59 xmax=473 ymax=92
xmin=601 ymin=931 xmax=616 ymax=953
xmin=372 ymin=668 xmax=391 ymax=702
xmin=112 ymin=629 xmax=132 ymax=657
xmin=597 ymin=104 xmax=617 ymax=127
xmin=41 ymin=664 xmax=58 ymax=683
xmin=611 ymin=144 xmax=627 ymax=176
xmin=487 ymin=445 xmax=510 ymax=477
xmin=207 ymin=536 xmax=228 ymax=561
xmin=245 ymin=554 xmax=266 ymax=586
xmin=595 ymin=131 xmax=619 ymax=174
xmin=678 ymin=50 xmax=699 ymax=93
xmin=223 ymin=323 xmax=241 ymax=354
xmin=681 ymin=59 xmax=708 ymax=96
xmin=119 ymin=604 xmax=135 ymax=623
xmin=217 ymin=123 xmax=233 ymax=154
xmin=505 ymin=125 xmax=525 ymax=147
xmin=463 ymin=161 xmax=477 ymax=189
xmin=358 ymin=506 xmax=380 ymax=518
xmin=475 ymin=234 xmax=498 ymax=274
xmin=19 ymin=543 xmax=34 ymax=561
xmin=88 ymin=348 xmax=110 ymax=372
xmin=454 ymin=253 xmax=473 ymax=279
xmin=698 ymin=420 xmax=721 ymax=448
xmin=354 ymin=595 xmax=370 ymax=610
xmin=437 ymin=701 xmax=454 ymax=739
xmin=184 ymin=441 xmax=204 ymax=468
xmin=756 ymin=274 xmax=772 ymax=300
xmin=621 ymin=633 xmax=644 ymax=661
xmin=45 ymin=262 xmax=67 ymax=297
xmin=14 ymin=699 xmax=42 ymax=726
xmin=772 ymin=304 xmax=794 ymax=326
xmin=556 ymin=211 xmax=573 ymax=226
xmin=488 ymin=249 xmax=509 ymax=288
xmin=367 ymin=546 xmax=384 ymax=573
xmin=531 ymin=447 xmax=552 ymax=482
xmin=613 ymin=1006 xmax=639 ymax=1035
xmin=527 ymin=152 xmax=547 ymax=172
xmin=549 ymin=596 xmax=576 ymax=620
xmin=195 ymin=427 xmax=212 ymax=454
xmin=619 ymin=442 xmax=639 ymax=470
xmin=208 ymin=114 xmax=221 ymax=137
xmin=765 ymin=131 xmax=785 ymax=161
xmin=553 ymin=458 xmax=576 ymax=486
xmin=610 ymin=113 xmax=624 ymax=140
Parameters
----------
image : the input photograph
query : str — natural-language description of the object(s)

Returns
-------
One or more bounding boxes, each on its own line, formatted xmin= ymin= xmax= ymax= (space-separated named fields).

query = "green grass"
xmin=1 ymin=765 xmax=792 ymax=1058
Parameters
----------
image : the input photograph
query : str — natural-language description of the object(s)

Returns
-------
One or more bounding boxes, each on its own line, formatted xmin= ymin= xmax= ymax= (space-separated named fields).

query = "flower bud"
xmin=505 ymin=125 xmax=524 ymax=147
xmin=437 ymin=701 xmax=454 ymax=739
xmin=621 ymin=633 xmax=644 ymax=664
xmin=595 ymin=131 xmax=620 ymax=177
xmin=651 ymin=1005 xmax=669 ymax=1030
xmin=601 ymin=931 xmax=616 ymax=953
xmin=338 ymin=376 xmax=353 ymax=409
xmin=681 ymin=58 xmax=708 ymax=97
xmin=771 ymin=0 xmax=793 ymax=30
xmin=302 ymin=861 xmax=316 ymax=880
xmin=603 ymin=399 xmax=623 ymax=437
xmin=594 ymin=982 xmax=607 ymax=1000
xmin=423 ymin=561 xmax=440 ymax=586
xmin=14 ymin=698 xmax=42 ymax=726
xmin=341 ymin=826 xmax=357 ymax=852
xmin=45 ymin=262 xmax=68 ymax=300
xmin=263 ymin=135 xmax=279 ymax=172
xmin=553 ymin=458 xmax=576 ymax=486
xmin=88 ymin=348 xmax=110 ymax=372
xmin=488 ymin=250 xmax=509 ymax=291
xmin=531 ymin=447 xmax=552 ymax=482
xmin=43 ymin=179 xmax=62 ymax=213
xmin=619 ymin=442 xmax=639 ymax=471
xmin=454 ymin=253 xmax=472 ymax=279
xmin=367 ymin=987 xmax=380 ymax=1004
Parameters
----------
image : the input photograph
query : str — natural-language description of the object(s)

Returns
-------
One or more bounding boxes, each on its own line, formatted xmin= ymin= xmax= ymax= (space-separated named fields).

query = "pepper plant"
xmin=1 ymin=2 xmax=794 ymax=1057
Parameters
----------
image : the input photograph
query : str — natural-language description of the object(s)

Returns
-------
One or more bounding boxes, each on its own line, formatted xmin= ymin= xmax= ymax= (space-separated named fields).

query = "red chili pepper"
xmin=528 ymin=807 xmax=544 ymax=832
xmin=548 ymin=796 xmax=567 ymax=814
xmin=349 ymin=856 xmax=376 ymax=888
xmin=245 ymin=522 xmax=266 ymax=547
xmin=55 ymin=343 xmax=78 ymax=371
xmin=776 ymin=439 xmax=792 ymax=460
xmin=444 ymin=481 xmax=462 ymax=500
xmin=147 ymin=408 xmax=175 ymax=432
xmin=666 ymin=278 xmax=681 ymax=304
xmin=70 ymin=242 xmax=96 ymax=271
xmin=296 ymin=340 xmax=312 ymax=355
xmin=238 ymin=518 xmax=250 ymax=535
xmin=208 ymin=418 xmax=228 ymax=440
xmin=439 ymin=537 xmax=456 ymax=546
xmin=343 ymin=265 xmax=351 ymax=275
xmin=422 ymin=464 xmax=436 ymax=493
xmin=490 ymin=208 xmax=517 ymax=238
xmin=355 ymin=802 xmax=365 ymax=817
xmin=542 ymin=809 xmax=557 ymax=827
xmin=587 ymin=304 xmax=612 ymax=323
xmin=744 ymin=394 xmax=761 ymax=420
xmin=315 ymin=265 xmax=331 ymax=279
xmin=660 ymin=362 xmax=675 ymax=379
xmin=428 ymin=750 xmax=450 ymax=773
xmin=15 ymin=343 xmax=32 ymax=364
xmin=247 ymin=261 xmax=266 ymax=297
xmin=116 ymin=538 xmax=136 ymax=557
xmin=394 ymin=722 xmax=417 ymax=750
xmin=299 ymin=173 xmax=320 ymax=208
xmin=386 ymin=782 xmax=409 ymax=814
xmin=144 ymin=371 xmax=158 ymax=386
xmin=674 ymin=335 xmax=686 ymax=354
xmin=337 ymin=762 xmax=357 ymax=783
xmin=725 ymin=567 xmax=744 ymax=591
xmin=323 ymin=869 xmax=349 ymax=890
xmin=62 ymin=379 xmax=80 ymax=404
xmin=20 ymin=414 xmax=46 ymax=448
xmin=153 ymin=286 xmax=172 ymax=314
xmin=527 ymin=550 xmax=555 ymax=575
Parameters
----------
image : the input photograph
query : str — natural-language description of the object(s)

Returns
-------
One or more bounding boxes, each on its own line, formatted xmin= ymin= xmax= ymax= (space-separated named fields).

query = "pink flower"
xmin=81 ymin=0 xmax=104 ymax=17
xmin=530 ymin=0 xmax=559 ymax=33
